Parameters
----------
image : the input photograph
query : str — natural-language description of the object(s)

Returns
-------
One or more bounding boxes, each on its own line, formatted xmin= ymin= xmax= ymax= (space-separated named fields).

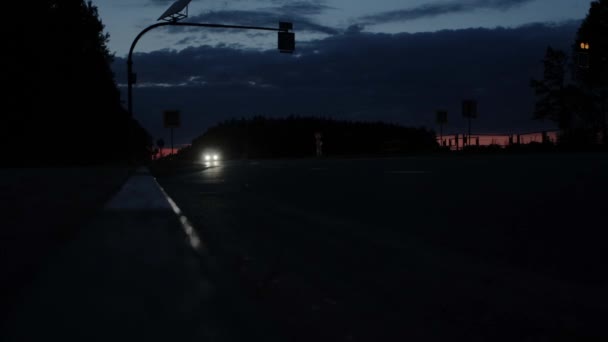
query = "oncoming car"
xmin=202 ymin=150 xmax=221 ymax=166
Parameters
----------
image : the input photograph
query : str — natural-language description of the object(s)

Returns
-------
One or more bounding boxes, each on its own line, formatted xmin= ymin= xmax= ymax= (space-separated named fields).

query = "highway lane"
xmin=156 ymin=154 xmax=608 ymax=341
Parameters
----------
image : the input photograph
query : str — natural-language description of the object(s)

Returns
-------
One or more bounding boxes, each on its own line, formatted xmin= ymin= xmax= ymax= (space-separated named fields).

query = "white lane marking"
xmin=156 ymin=180 xmax=207 ymax=254
xmin=386 ymin=170 xmax=428 ymax=174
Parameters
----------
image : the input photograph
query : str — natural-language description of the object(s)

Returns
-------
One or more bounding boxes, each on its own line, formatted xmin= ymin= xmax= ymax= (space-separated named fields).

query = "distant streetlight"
xmin=580 ymin=42 xmax=590 ymax=50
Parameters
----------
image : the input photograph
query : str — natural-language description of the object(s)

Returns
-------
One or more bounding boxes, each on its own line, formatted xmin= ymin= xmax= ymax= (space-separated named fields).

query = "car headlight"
xmin=204 ymin=154 xmax=210 ymax=161
xmin=213 ymin=154 xmax=219 ymax=161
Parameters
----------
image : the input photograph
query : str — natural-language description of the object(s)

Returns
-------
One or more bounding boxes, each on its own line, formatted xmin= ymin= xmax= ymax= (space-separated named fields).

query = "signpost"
xmin=164 ymin=110 xmax=180 ymax=155
xmin=462 ymin=100 xmax=477 ymax=147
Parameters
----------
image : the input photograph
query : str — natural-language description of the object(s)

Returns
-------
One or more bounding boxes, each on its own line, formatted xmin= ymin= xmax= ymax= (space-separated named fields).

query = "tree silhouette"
xmin=572 ymin=0 xmax=608 ymax=143
xmin=5 ymin=0 xmax=151 ymax=165
xmin=531 ymin=48 xmax=571 ymax=127
xmin=531 ymin=0 xmax=608 ymax=146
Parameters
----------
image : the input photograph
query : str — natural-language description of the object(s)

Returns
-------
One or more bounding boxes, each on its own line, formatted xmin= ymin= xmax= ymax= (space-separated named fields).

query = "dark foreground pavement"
xmin=0 ymin=168 xmax=131 ymax=321
xmin=155 ymin=154 xmax=608 ymax=341
xmin=2 ymin=168 xmax=244 ymax=341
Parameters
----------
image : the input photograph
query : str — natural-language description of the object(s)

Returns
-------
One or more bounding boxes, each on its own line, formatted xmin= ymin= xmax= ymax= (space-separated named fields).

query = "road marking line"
xmin=156 ymin=180 xmax=207 ymax=255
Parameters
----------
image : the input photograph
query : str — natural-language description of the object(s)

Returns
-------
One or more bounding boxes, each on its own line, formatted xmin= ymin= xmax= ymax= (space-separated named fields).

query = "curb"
xmin=105 ymin=166 xmax=206 ymax=255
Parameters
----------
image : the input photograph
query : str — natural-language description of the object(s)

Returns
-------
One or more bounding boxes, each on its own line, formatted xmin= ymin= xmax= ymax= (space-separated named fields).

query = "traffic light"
xmin=278 ymin=22 xmax=295 ymax=53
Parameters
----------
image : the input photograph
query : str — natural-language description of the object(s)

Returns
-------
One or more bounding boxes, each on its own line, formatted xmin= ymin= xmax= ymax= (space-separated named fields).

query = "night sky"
xmin=92 ymin=0 xmax=591 ymax=146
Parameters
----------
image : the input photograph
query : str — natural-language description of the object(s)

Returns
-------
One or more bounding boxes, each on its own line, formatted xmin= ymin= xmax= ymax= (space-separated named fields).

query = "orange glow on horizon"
xmin=437 ymin=132 xmax=558 ymax=149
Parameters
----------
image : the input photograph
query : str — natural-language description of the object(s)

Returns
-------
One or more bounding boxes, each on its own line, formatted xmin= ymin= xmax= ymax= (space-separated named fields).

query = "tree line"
xmin=172 ymin=116 xmax=438 ymax=160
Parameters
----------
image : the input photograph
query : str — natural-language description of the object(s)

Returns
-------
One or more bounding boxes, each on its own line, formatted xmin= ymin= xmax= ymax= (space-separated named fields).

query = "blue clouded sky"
xmin=93 ymin=0 xmax=588 ymax=56
xmin=89 ymin=0 xmax=593 ymax=146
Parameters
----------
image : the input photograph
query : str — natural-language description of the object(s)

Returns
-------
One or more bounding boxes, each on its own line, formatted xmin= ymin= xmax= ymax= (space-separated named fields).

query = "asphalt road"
xmin=156 ymin=154 xmax=608 ymax=341
xmin=0 ymin=167 xmax=131 ymax=324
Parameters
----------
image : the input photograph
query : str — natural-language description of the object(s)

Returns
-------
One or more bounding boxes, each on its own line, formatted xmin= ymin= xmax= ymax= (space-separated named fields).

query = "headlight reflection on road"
xmin=204 ymin=160 xmax=220 ymax=167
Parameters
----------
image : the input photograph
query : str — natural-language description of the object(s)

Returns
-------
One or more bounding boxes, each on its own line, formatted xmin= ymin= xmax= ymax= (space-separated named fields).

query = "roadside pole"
xmin=164 ymin=110 xmax=180 ymax=157
xmin=462 ymin=100 xmax=477 ymax=149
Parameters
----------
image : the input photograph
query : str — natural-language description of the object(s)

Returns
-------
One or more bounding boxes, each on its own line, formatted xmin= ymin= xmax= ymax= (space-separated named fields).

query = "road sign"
xmin=436 ymin=110 xmax=448 ymax=124
xmin=164 ymin=110 xmax=180 ymax=128
xmin=462 ymin=100 xmax=477 ymax=118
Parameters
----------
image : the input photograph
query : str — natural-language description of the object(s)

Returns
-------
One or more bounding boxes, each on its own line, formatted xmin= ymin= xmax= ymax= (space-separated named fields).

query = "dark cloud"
xmin=152 ymin=0 xmax=336 ymax=35
xmin=175 ymin=35 xmax=200 ymax=45
xmin=165 ymin=9 xmax=339 ymax=35
xmin=115 ymin=21 xmax=580 ymax=144
xmin=359 ymin=0 xmax=535 ymax=25
xmin=274 ymin=1 xmax=334 ymax=16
